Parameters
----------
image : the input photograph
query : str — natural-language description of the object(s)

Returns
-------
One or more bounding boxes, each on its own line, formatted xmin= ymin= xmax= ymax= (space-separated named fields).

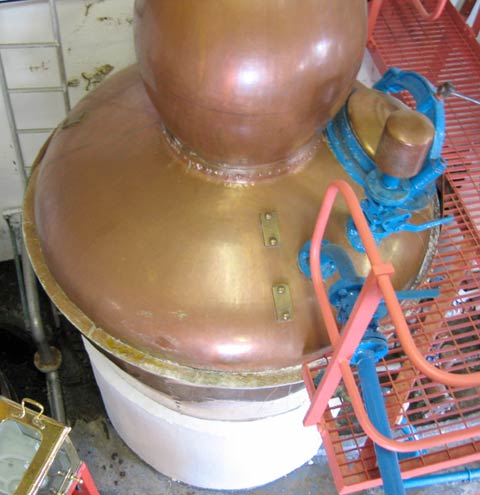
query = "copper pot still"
xmin=23 ymin=0 xmax=441 ymax=398
xmin=22 ymin=0 xmax=446 ymax=405
xmin=23 ymin=0 xmax=445 ymax=487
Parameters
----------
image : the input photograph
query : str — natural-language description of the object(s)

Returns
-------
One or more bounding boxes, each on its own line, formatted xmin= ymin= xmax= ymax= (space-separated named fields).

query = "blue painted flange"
xmin=326 ymin=68 xmax=446 ymax=202
xmin=324 ymin=68 xmax=451 ymax=250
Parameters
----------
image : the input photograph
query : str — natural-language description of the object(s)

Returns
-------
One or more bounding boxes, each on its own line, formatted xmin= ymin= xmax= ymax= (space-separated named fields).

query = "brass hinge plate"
xmin=272 ymin=284 xmax=293 ymax=322
xmin=260 ymin=212 xmax=281 ymax=247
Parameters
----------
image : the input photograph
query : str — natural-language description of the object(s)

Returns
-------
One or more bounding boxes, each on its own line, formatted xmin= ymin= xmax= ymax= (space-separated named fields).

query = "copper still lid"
xmin=347 ymin=87 xmax=409 ymax=158
xmin=375 ymin=110 xmax=435 ymax=179
xmin=23 ymin=2 xmax=438 ymax=391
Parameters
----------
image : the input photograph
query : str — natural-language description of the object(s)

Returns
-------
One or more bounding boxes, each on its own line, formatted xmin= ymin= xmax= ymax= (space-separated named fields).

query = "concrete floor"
xmin=70 ymin=417 xmax=480 ymax=495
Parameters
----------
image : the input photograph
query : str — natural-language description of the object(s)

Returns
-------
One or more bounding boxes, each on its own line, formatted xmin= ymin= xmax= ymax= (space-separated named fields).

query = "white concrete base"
xmin=83 ymin=339 xmax=322 ymax=490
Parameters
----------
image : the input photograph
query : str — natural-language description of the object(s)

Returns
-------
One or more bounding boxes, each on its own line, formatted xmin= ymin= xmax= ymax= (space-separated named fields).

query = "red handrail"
xmin=340 ymin=360 xmax=480 ymax=453
xmin=368 ymin=0 xmax=449 ymax=46
xmin=311 ymin=180 xmax=480 ymax=387
xmin=409 ymin=0 xmax=449 ymax=20
xmin=304 ymin=180 xmax=392 ymax=426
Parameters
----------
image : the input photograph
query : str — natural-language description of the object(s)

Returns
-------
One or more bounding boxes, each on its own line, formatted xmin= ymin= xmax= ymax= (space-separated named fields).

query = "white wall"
xmin=0 ymin=0 xmax=135 ymax=260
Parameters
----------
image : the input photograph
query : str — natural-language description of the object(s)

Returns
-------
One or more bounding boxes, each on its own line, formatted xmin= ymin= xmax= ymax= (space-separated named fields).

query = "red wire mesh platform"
xmin=310 ymin=2 xmax=480 ymax=493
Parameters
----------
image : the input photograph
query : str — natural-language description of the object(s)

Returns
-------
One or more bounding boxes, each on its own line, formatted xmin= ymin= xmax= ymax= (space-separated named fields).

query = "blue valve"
xmin=326 ymin=68 xmax=446 ymax=195
xmin=298 ymin=240 xmax=440 ymax=320
xmin=298 ymin=240 xmax=337 ymax=280
xmin=328 ymin=275 xmax=439 ymax=327
xmin=402 ymin=217 xmax=453 ymax=232
xmin=325 ymin=68 xmax=450 ymax=252
xmin=395 ymin=289 xmax=440 ymax=300
xmin=299 ymin=236 xmax=441 ymax=495
xmin=298 ymin=239 xmax=438 ymax=492
xmin=346 ymin=199 xmax=454 ymax=252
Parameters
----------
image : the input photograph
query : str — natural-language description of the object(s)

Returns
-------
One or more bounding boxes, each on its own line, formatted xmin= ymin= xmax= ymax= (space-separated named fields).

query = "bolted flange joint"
xmin=34 ymin=346 xmax=62 ymax=373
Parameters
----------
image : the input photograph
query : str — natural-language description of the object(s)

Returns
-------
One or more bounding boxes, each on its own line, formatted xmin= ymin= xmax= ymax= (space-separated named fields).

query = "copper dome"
xmin=134 ymin=0 xmax=367 ymax=167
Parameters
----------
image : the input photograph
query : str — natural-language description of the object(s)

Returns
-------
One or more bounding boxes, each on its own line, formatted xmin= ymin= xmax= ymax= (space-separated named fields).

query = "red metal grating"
xmin=311 ymin=2 xmax=480 ymax=493
xmin=369 ymin=0 xmax=480 ymax=232
xmin=310 ymin=189 xmax=480 ymax=493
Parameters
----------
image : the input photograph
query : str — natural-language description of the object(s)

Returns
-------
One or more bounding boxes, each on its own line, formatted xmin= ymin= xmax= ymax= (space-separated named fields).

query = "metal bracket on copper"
xmin=272 ymin=284 xmax=293 ymax=322
xmin=260 ymin=211 xmax=281 ymax=248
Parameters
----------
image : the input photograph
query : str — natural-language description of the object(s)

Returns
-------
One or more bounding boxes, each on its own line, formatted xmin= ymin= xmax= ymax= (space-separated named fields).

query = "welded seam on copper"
xmin=162 ymin=126 xmax=324 ymax=184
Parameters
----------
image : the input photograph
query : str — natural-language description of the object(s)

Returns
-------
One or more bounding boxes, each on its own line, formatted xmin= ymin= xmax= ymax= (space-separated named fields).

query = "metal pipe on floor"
xmin=46 ymin=370 xmax=66 ymax=423
xmin=2 ymin=208 xmax=30 ymax=330
xmin=1 ymin=0 xmax=68 ymax=423
xmin=21 ymin=241 xmax=66 ymax=423
xmin=22 ymin=245 xmax=53 ymax=361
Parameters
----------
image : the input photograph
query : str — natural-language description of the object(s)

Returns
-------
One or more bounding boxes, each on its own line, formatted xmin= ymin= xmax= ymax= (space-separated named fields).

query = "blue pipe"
xmin=404 ymin=467 xmax=480 ymax=489
xmin=410 ymin=158 xmax=446 ymax=193
xmin=355 ymin=350 xmax=407 ymax=495
xmin=355 ymin=348 xmax=480 ymax=494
